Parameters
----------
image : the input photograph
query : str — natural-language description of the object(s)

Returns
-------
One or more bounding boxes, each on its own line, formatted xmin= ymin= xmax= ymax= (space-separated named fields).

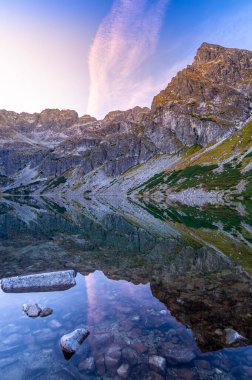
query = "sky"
xmin=0 ymin=0 xmax=252 ymax=119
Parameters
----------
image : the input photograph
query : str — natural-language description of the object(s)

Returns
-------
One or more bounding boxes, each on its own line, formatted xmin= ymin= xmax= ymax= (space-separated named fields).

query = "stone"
xmin=48 ymin=319 xmax=62 ymax=329
xmin=95 ymin=354 xmax=106 ymax=376
xmin=149 ymin=355 xmax=166 ymax=375
xmin=117 ymin=363 xmax=130 ymax=378
xmin=225 ymin=328 xmax=246 ymax=345
xmin=131 ymin=340 xmax=148 ymax=353
xmin=79 ymin=357 xmax=95 ymax=373
xmin=2 ymin=270 xmax=76 ymax=292
xmin=159 ymin=342 xmax=196 ymax=365
xmin=40 ymin=307 xmax=53 ymax=317
xmin=60 ymin=328 xmax=89 ymax=354
xmin=105 ymin=346 xmax=122 ymax=375
xmin=23 ymin=304 xmax=42 ymax=318
xmin=22 ymin=304 xmax=53 ymax=318
xmin=173 ymin=368 xmax=198 ymax=380
xmin=149 ymin=371 xmax=165 ymax=380
xmin=2 ymin=333 xmax=23 ymax=347
xmin=122 ymin=347 xmax=139 ymax=366
xmin=214 ymin=329 xmax=223 ymax=336
xmin=37 ymin=329 xmax=58 ymax=344
xmin=93 ymin=333 xmax=114 ymax=347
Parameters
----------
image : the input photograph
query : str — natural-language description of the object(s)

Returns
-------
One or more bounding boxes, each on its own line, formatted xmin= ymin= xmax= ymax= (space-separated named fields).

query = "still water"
xmin=0 ymin=196 xmax=251 ymax=379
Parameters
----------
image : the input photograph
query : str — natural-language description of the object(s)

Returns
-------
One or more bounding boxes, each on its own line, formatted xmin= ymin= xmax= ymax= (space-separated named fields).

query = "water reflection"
xmin=0 ymin=196 xmax=251 ymax=379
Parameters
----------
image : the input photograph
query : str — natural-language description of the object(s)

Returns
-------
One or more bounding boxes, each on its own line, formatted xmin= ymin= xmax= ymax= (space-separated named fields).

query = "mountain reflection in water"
xmin=0 ymin=195 xmax=251 ymax=379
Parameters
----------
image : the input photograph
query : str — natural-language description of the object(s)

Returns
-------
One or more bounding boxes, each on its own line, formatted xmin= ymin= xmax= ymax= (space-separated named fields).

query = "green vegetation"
xmin=142 ymin=200 xmax=251 ymax=234
xmin=4 ymin=181 xmax=42 ymax=195
xmin=44 ymin=199 xmax=66 ymax=214
xmin=192 ymin=120 xmax=252 ymax=165
xmin=245 ymin=151 xmax=252 ymax=158
xmin=138 ymin=199 xmax=252 ymax=273
xmin=137 ymin=120 xmax=252 ymax=197
xmin=139 ymin=160 xmax=251 ymax=195
xmin=182 ymin=144 xmax=203 ymax=157
xmin=243 ymin=180 xmax=252 ymax=199
xmin=42 ymin=176 xmax=67 ymax=193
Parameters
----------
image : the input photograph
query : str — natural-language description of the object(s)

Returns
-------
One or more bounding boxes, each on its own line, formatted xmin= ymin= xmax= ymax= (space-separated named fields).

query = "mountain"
xmin=0 ymin=42 xmax=251 ymax=197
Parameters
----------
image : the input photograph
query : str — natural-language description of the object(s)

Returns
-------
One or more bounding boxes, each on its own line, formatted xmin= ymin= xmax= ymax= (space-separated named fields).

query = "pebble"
xmin=40 ymin=308 xmax=53 ymax=317
xmin=105 ymin=346 xmax=122 ymax=375
xmin=225 ymin=328 xmax=246 ymax=345
xmin=95 ymin=354 xmax=106 ymax=376
xmin=2 ymin=333 xmax=23 ymax=347
xmin=78 ymin=357 xmax=95 ymax=373
xmin=123 ymin=347 xmax=140 ymax=366
xmin=60 ymin=328 xmax=89 ymax=354
xmin=149 ymin=355 xmax=166 ymax=374
xmin=117 ymin=363 xmax=130 ymax=378
xmin=48 ymin=320 xmax=62 ymax=329
xmin=22 ymin=304 xmax=53 ymax=318
xmin=159 ymin=342 xmax=196 ymax=365
xmin=23 ymin=304 xmax=42 ymax=318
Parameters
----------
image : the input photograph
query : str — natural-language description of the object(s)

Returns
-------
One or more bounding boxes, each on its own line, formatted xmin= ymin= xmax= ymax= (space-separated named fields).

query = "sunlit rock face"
xmin=0 ymin=43 xmax=251 ymax=192
xmin=151 ymin=43 xmax=252 ymax=147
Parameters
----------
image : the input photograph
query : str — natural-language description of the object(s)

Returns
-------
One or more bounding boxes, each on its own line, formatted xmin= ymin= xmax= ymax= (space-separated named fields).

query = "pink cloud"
xmin=87 ymin=0 xmax=170 ymax=118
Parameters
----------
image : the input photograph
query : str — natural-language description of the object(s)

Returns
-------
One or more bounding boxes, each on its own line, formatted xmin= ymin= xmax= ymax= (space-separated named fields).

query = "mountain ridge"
xmin=0 ymin=42 xmax=251 ymax=197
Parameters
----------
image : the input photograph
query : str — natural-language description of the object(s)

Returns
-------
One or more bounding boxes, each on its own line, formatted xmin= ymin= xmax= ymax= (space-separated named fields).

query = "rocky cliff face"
xmin=151 ymin=43 xmax=252 ymax=146
xmin=0 ymin=43 xmax=251 ymax=193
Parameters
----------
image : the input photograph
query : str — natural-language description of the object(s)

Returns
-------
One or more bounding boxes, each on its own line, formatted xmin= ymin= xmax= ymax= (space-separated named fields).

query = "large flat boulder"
xmin=1 ymin=270 xmax=76 ymax=293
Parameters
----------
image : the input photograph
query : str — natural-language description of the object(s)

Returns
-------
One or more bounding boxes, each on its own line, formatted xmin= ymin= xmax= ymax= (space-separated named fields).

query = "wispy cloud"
xmin=87 ymin=0 xmax=170 ymax=118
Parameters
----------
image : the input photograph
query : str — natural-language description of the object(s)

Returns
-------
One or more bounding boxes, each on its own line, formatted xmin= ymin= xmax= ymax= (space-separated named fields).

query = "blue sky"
xmin=0 ymin=0 xmax=252 ymax=118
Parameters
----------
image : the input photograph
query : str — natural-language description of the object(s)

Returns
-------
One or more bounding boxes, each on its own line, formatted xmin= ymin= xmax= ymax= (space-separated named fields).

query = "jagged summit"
xmin=152 ymin=42 xmax=252 ymax=145
xmin=195 ymin=42 xmax=252 ymax=62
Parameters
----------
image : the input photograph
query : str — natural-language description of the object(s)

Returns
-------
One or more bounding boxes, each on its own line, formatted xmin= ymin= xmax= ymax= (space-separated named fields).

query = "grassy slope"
xmin=133 ymin=121 xmax=252 ymax=272
xmin=137 ymin=199 xmax=252 ymax=274
xmin=138 ymin=120 xmax=252 ymax=197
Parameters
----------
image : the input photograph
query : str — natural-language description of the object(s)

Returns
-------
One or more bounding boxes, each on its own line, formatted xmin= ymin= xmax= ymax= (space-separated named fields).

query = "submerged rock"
xmin=149 ymin=355 xmax=166 ymax=374
xmin=117 ymin=363 xmax=130 ymax=378
xmin=1 ymin=270 xmax=76 ymax=293
xmin=78 ymin=357 xmax=95 ymax=373
xmin=158 ymin=342 xmax=196 ymax=364
xmin=225 ymin=328 xmax=247 ymax=345
xmin=60 ymin=328 xmax=89 ymax=354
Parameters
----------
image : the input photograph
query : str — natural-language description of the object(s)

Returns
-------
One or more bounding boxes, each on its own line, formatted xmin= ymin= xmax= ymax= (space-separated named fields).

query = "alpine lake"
xmin=0 ymin=195 xmax=251 ymax=380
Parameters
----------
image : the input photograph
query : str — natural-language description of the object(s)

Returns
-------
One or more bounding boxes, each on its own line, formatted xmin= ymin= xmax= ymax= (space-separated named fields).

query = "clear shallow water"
xmin=0 ymin=196 xmax=251 ymax=379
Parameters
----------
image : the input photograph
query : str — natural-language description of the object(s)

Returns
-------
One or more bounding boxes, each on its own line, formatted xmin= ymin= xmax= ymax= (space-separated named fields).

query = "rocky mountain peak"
xmin=104 ymin=106 xmax=150 ymax=124
xmin=194 ymin=42 xmax=252 ymax=64
xmin=192 ymin=42 xmax=252 ymax=86
xmin=77 ymin=115 xmax=97 ymax=124
xmin=151 ymin=42 xmax=252 ymax=148
xmin=38 ymin=109 xmax=79 ymax=129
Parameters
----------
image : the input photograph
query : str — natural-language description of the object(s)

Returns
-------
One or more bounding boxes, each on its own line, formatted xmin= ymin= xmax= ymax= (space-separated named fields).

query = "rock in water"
xmin=149 ymin=355 xmax=166 ymax=374
xmin=78 ymin=357 xmax=95 ymax=373
xmin=225 ymin=328 xmax=246 ymax=345
xmin=40 ymin=307 xmax=53 ymax=317
xmin=1 ymin=270 xmax=76 ymax=293
xmin=60 ymin=329 xmax=89 ymax=354
xmin=23 ymin=304 xmax=42 ymax=317
xmin=117 ymin=364 xmax=130 ymax=379
xmin=22 ymin=304 xmax=53 ymax=318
